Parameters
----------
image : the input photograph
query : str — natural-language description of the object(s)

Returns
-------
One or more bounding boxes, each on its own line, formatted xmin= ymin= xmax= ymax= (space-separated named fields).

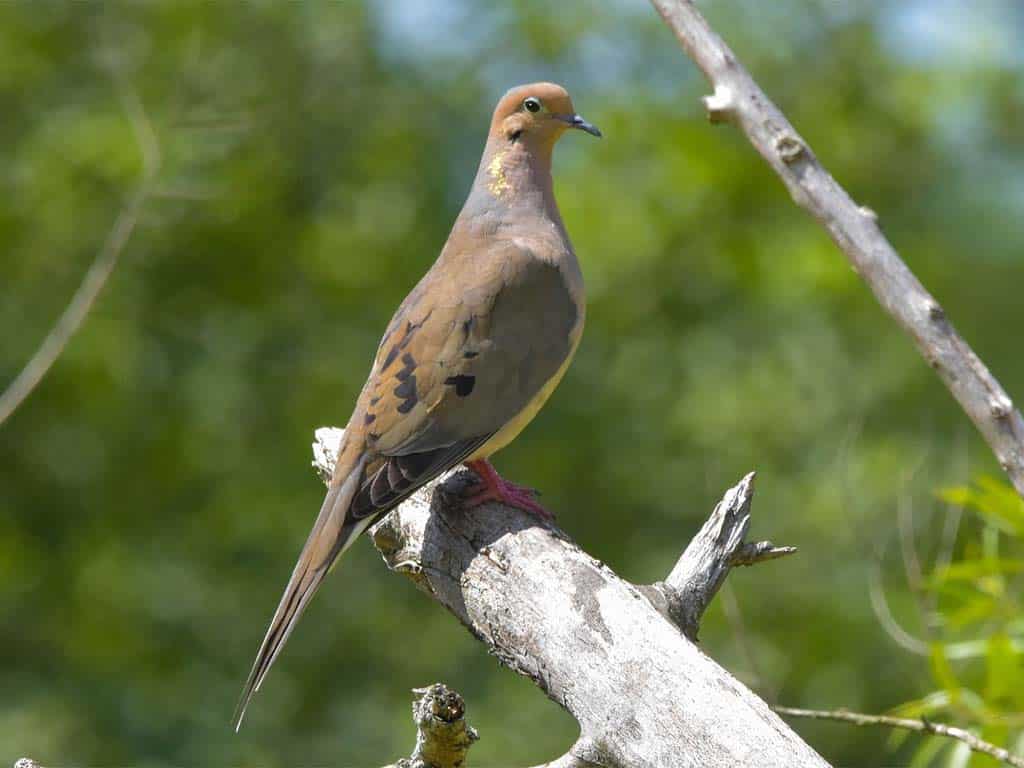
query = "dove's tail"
xmin=232 ymin=451 xmax=370 ymax=731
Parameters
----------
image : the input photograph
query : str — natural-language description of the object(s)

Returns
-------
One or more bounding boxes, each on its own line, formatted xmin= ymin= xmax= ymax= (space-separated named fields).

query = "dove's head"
xmin=489 ymin=83 xmax=601 ymax=151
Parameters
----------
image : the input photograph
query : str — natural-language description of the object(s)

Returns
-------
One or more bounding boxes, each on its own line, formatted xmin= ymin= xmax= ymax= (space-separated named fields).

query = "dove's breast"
xmin=466 ymin=315 xmax=583 ymax=461
xmin=465 ymin=245 xmax=585 ymax=461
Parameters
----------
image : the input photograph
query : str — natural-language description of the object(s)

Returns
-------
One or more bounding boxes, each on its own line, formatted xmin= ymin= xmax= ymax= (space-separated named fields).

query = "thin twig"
xmin=867 ymin=559 xmax=930 ymax=656
xmin=0 ymin=74 xmax=158 ymax=428
xmin=898 ymin=496 xmax=925 ymax=597
xmin=896 ymin=491 xmax=942 ymax=645
xmin=648 ymin=0 xmax=1024 ymax=499
xmin=931 ymin=430 xmax=968 ymax=595
xmin=775 ymin=706 xmax=1024 ymax=768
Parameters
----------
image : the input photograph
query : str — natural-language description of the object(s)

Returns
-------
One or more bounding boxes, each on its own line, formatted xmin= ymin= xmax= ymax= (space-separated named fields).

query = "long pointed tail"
xmin=233 ymin=453 xmax=370 ymax=730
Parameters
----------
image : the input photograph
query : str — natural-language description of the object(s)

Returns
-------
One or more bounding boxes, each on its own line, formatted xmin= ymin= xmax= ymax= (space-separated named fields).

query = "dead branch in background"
xmin=0 ymin=75 xmax=158 ymax=428
xmin=648 ymin=0 xmax=1024 ymax=500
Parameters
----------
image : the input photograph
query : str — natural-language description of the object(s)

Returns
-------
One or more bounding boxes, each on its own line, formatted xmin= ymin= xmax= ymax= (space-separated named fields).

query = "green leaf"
xmin=939 ymin=485 xmax=976 ymax=508
xmin=891 ymin=689 xmax=953 ymax=719
xmin=931 ymin=559 xmax=1024 ymax=585
xmin=909 ymin=735 xmax=948 ymax=768
xmin=958 ymin=687 xmax=998 ymax=722
xmin=944 ymin=740 xmax=971 ymax=768
xmin=946 ymin=594 xmax=998 ymax=629
xmin=938 ymin=478 xmax=1024 ymax=536
xmin=984 ymin=632 xmax=1019 ymax=706
xmin=930 ymin=644 xmax=962 ymax=702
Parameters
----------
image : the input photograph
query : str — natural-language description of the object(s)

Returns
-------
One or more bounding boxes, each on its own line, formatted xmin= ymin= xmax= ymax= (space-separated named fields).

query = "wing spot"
xmin=364 ymin=413 xmax=376 ymax=425
xmin=400 ymin=312 xmax=432 ymax=350
xmin=396 ymin=353 xmax=416 ymax=382
xmin=464 ymin=351 xmax=479 ymax=359
xmin=383 ymin=313 xmax=431 ymax=371
xmin=381 ymin=344 xmax=400 ymax=371
xmin=394 ymin=374 xmax=418 ymax=413
xmin=444 ymin=375 xmax=476 ymax=397
xmin=394 ymin=376 xmax=416 ymax=400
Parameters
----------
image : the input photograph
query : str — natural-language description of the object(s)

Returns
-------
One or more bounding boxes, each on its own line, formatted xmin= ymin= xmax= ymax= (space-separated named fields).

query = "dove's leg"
xmin=461 ymin=459 xmax=554 ymax=521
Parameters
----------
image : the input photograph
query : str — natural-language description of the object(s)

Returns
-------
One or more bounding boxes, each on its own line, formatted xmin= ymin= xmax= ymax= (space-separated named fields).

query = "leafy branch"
xmin=775 ymin=706 xmax=1024 ymax=768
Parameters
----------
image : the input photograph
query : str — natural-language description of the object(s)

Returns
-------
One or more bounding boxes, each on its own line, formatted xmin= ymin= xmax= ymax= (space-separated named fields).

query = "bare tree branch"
xmin=0 ymin=75 xmax=158 ymax=429
xmin=319 ymin=430 xmax=1013 ymax=767
xmin=312 ymin=428 xmax=822 ymax=768
xmin=774 ymin=706 xmax=1024 ymax=768
xmin=640 ymin=472 xmax=795 ymax=640
xmin=648 ymin=0 xmax=1024 ymax=499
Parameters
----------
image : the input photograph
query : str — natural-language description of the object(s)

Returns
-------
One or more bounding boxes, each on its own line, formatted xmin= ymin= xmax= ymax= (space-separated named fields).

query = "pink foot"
xmin=462 ymin=459 xmax=555 ymax=521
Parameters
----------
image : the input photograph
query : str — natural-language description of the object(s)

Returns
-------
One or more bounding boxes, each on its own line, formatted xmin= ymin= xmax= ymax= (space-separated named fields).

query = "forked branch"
xmin=313 ymin=428 xmax=815 ymax=768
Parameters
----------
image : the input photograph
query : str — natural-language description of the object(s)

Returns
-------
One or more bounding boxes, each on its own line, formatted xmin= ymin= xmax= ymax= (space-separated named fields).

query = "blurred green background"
xmin=2 ymin=1 xmax=1023 ymax=765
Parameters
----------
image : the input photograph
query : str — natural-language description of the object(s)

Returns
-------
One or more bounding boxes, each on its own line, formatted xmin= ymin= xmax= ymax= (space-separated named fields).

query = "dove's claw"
xmin=462 ymin=459 xmax=555 ymax=521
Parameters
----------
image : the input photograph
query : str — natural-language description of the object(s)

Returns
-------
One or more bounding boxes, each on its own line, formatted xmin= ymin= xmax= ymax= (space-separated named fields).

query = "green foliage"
xmin=940 ymin=479 xmax=1024 ymax=537
xmin=1 ymin=1 xmax=1023 ymax=766
xmin=890 ymin=479 xmax=1024 ymax=766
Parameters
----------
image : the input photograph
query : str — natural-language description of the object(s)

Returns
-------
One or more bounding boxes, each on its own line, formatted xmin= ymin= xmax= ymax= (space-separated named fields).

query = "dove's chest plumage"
xmin=461 ymin=226 xmax=584 ymax=460
xmin=462 ymin=230 xmax=589 ymax=462
xmin=466 ymin=308 xmax=583 ymax=461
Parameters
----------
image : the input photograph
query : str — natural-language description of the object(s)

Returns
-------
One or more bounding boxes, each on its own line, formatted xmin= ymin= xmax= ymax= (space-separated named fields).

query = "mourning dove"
xmin=234 ymin=82 xmax=600 ymax=728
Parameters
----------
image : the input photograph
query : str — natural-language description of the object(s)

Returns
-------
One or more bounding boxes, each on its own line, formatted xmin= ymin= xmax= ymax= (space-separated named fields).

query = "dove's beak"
xmin=559 ymin=113 xmax=602 ymax=138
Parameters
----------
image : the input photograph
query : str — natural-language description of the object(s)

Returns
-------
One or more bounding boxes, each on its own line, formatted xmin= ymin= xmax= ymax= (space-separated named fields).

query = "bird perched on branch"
xmin=234 ymin=82 xmax=600 ymax=728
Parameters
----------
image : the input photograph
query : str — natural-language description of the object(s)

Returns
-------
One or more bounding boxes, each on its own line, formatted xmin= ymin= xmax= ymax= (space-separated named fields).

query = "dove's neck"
xmin=461 ymin=137 xmax=565 ymax=234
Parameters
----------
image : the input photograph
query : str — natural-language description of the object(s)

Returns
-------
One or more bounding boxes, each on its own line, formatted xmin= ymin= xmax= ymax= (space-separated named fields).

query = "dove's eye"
xmin=523 ymin=97 xmax=541 ymax=113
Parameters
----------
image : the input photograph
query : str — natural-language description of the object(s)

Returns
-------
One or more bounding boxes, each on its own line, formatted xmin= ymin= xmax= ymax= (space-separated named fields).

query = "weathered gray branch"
xmin=641 ymin=472 xmax=795 ymax=640
xmin=377 ymin=685 xmax=596 ymax=768
xmin=648 ymin=0 xmax=1024 ymax=499
xmin=383 ymin=684 xmax=479 ymax=768
xmin=312 ymin=428 xmax=820 ymax=768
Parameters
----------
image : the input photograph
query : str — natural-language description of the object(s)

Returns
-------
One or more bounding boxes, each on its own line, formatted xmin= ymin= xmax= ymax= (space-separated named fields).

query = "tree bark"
xmin=383 ymin=684 xmax=479 ymax=768
xmin=313 ymin=428 xmax=823 ymax=768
